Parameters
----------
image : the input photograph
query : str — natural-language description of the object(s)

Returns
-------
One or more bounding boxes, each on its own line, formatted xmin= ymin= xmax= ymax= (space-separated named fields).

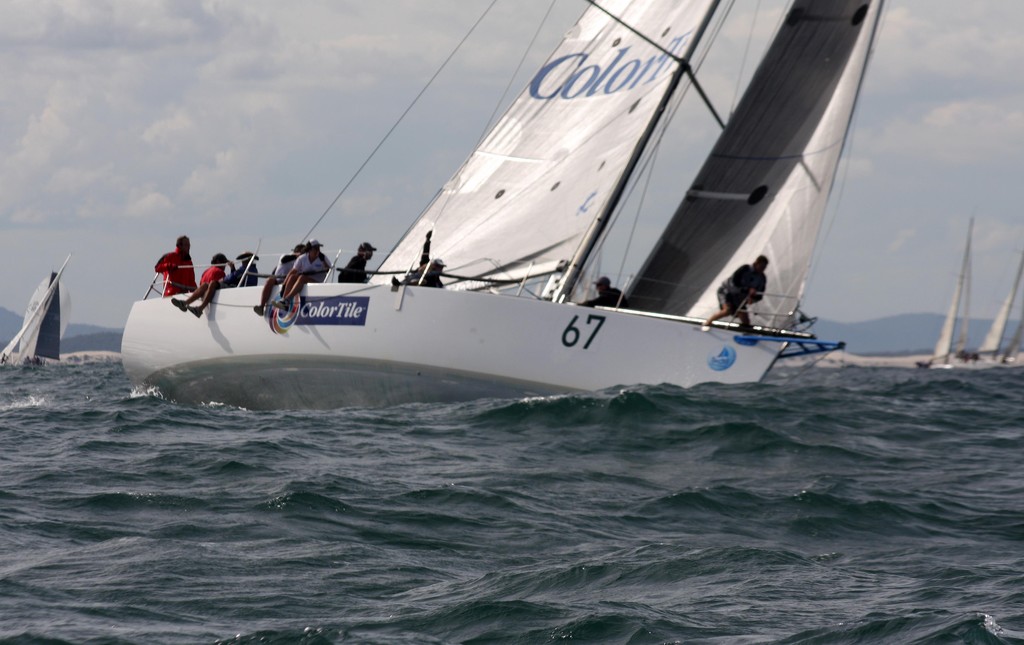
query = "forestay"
xmin=629 ymin=0 xmax=882 ymax=328
xmin=372 ymin=0 xmax=717 ymax=287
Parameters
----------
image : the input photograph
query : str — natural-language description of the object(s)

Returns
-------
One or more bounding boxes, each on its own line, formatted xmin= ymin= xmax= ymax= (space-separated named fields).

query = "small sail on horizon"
xmin=1 ymin=255 xmax=72 ymax=365
xmin=1001 ymin=292 xmax=1024 ymax=363
xmin=977 ymin=249 xmax=1024 ymax=359
xmin=932 ymin=219 xmax=972 ymax=365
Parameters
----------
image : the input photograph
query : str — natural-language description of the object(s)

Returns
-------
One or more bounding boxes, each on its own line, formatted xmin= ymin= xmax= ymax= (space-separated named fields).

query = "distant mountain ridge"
xmin=800 ymin=313 xmax=1017 ymax=355
xmin=1 ymin=306 xmax=1018 ymax=356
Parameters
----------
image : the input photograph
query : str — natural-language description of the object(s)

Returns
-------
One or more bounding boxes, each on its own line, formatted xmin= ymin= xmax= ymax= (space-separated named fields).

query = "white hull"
xmin=122 ymin=284 xmax=792 ymax=409
xmin=928 ymin=359 xmax=1017 ymax=370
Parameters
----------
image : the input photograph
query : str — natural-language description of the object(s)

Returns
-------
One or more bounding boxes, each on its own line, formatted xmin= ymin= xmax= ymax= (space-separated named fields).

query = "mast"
xmin=553 ymin=0 xmax=722 ymax=303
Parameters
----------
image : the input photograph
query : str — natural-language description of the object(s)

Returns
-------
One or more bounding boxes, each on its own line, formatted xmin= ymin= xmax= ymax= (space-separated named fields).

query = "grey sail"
xmin=628 ymin=0 xmax=881 ymax=326
xmin=1 ymin=256 xmax=71 ymax=365
xmin=34 ymin=274 xmax=62 ymax=360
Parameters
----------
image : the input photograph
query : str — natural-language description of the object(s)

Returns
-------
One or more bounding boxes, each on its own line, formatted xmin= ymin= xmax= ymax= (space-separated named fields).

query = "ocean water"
xmin=1 ymin=360 xmax=1023 ymax=644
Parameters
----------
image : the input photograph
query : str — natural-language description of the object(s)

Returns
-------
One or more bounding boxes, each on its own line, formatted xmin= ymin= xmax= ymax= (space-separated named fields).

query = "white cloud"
xmin=865 ymin=98 xmax=1024 ymax=165
xmin=180 ymin=149 xmax=241 ymax=200
xmin=142 ymin=111 xmax=196 ymax=149
xmin=124 ymin=189 xmax=174 ymax=219
xmin=886 ymin=229 xmax=916 ymax=254
xmin=11 ymin=86 xmax=77 ymax=170
xmin=47 ymin=163 xmax=114 ymax=194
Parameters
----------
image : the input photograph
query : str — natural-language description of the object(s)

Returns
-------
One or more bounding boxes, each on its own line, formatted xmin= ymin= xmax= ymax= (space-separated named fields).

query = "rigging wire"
xmin=729 ymin=0 xmax=761 ymax=117
xmin=430 ymin=0 xmax=560 ymax=231
xmin=479 ymin=0 xmax=559 ymax=141
xmin=298 ymin=0 xmax=502 ymax=244
xmin=599 ymin=1 xmax=735 ymax=299
xmin=804 ymin=1 xmax=891 ymax=303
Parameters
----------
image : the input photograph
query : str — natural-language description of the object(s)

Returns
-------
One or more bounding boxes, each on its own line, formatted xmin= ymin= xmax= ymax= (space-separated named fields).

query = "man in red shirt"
xmin=154 ymin=235 xmax=197 ymax=296
xmin=171 ymin=253 xmax=232 ymax=318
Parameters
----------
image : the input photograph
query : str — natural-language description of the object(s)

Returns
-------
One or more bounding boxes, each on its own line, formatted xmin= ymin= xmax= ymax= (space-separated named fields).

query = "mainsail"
xmin=373 ymin=1 xmax=719 ymax=287
xmin=1 ymin=256 xmax=72 ymax=364
xmin=977 ymin=249 xmax=1024 ymax=359
xmin=932 ymin=219 xmax=972 ymax=364
xmin=629 ymin=0 xmax=882 ymax=327
xmin=1002 ymin=296 xmax=1024 ymax=363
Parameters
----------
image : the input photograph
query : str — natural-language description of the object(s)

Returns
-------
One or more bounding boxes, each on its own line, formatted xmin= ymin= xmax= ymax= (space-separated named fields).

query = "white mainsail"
xmin=629 ymin=0 xmax=882 ymax=328
xmin=1002 ymin=296 xmax=1024 ymax=363
xmin=977 ymin=249 xmax=1024 ymax=359
xmin=372 ymin=1 xmax=719 ymax=287
xmin=932 ymin=219 xmax=972 ymax=364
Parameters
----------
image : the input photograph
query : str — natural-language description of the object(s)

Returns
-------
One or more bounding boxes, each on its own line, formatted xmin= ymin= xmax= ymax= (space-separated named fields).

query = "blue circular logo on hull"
xmin=708 ymin=346 xmax=737 ymax=371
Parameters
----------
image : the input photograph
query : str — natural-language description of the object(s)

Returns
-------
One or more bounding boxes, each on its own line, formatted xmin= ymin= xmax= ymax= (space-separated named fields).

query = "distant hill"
xmin=62 ymin=332 xmax=123 ymax=353
xmin=0 ymin=306 xmax=21 ymax=341
xmin=1 ymin=305 xmax=1018 ymax=356
xmin=803 ymin=313 xmax=1019 ymax=355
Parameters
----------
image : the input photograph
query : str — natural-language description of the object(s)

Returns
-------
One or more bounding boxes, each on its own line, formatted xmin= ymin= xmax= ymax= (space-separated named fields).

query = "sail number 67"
xmin=561 ymin=314 xmax=606 ymax=349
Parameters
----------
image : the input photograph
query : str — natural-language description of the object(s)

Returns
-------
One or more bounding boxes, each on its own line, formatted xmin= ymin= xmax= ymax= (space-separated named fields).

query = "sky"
xmin=1 ymin=0 xmax=1022 ymax=329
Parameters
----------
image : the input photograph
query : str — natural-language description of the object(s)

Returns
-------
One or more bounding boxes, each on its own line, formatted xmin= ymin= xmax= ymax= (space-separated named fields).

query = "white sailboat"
xmin=1 ymin=255 xmax=72 ymax=366
xmin=122 ymin=0 xmax=883 ymax=409
xmin=978 ymin=249 xmax=1024 ymax=363
xmin=928 ymin=219 xmax=973 ymax=368
xmin=1000 ymin=291 xmax=1024 ymax=365
xmin=925 ymin=218 xmax=1024 ymax=369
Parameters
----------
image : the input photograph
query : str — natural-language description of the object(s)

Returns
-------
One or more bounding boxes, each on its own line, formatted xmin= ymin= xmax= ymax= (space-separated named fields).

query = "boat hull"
xmin=122 ymin=284 xmax=785 ymax=409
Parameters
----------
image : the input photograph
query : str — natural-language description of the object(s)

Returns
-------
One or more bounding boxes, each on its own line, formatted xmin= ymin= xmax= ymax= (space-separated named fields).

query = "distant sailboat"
xmin=1001 ymin=291 xmax=1024 ymax=364
xmin=1 ymin=255 xmax=72 ymax=366
xmin=929 ymin=219 xmax=972 ymax=368
xmin=925 ymin=220 xmax=1023 ymax=369
xmin=979 ymin=248 xmax=1024 ymax=363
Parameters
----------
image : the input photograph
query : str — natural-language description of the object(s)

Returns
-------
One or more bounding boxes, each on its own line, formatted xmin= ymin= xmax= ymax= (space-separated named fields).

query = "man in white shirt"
xmin=253 ymin=244 xmax=305 ymax=316
xmin=273 ymin=239 xmax=332 ymax=307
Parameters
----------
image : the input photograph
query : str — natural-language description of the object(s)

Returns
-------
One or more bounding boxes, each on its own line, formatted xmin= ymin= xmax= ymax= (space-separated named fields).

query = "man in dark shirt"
xmin=703 ymin=255 xmax=769 ymax=328
xmin=405 ymin=258 xmax=445 ymax=288
xmin=338 ymin=242 xmax=376 ymax=283
xmin=583 ymin=276 xmax=628 ymax=308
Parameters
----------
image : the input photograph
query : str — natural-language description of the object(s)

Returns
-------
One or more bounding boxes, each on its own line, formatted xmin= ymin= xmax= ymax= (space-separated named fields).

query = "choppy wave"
xmin=1 ymin=362 xmax=1023 ymax=643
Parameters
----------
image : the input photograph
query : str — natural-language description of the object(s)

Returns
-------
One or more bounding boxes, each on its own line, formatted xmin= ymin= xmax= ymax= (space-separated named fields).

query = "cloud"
xmin=142 ymin=111 xmax=196 ymax=149
xmin=124 ymin=189 xmax=174 ymax=219
xmin=886 ymin=229 xmax=916 ymax=253
xmin=180 ymin=148 xmax=240 ymax=200
xmin=866 ymin=98 xmax=1024 ymax=165
xmin=47 ymin=163 xmax=115 ymax=194
xmin=10 ymin=84 xmax=78 ymax=171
